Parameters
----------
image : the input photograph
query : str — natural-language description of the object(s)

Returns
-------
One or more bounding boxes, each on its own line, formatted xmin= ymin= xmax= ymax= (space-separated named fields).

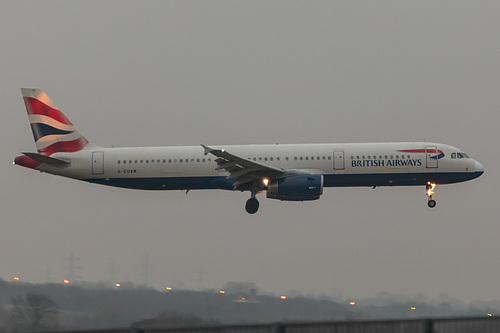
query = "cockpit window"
xmin=452 ymin=152 xmax=470 ymax=159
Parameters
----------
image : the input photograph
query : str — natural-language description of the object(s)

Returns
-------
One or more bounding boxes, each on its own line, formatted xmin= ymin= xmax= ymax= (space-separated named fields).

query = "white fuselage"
xmin=37 ymin=142 xmax=483 ymax=191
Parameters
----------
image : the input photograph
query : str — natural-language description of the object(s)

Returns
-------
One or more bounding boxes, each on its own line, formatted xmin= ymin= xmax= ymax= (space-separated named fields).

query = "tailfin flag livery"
xmin=21 ymin=88 xmax=89 ymax=156
xmin=15 ymin=88 xmax=484 ymax=214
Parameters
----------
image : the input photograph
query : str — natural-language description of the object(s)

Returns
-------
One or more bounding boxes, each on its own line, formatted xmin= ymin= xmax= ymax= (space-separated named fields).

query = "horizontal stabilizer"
xmin=22 ymin=152 xmax=70 ymax=165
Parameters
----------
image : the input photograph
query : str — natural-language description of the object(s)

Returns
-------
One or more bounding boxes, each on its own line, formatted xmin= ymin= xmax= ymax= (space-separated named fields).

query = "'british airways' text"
xmin=351 ymin=159 xmax=422 ymax=168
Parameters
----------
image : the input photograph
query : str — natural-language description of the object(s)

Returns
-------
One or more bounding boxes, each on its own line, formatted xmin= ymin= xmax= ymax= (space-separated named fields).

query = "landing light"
xmin=263 ymin=178 xmax=269 ymax=187
xmin=427 ymin=182 xmax=436 ymax=196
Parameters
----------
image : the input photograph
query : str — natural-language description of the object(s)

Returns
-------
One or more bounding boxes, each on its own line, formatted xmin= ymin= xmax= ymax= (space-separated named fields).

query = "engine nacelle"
xmin=266 ymin=174 xmax=323 ymax=201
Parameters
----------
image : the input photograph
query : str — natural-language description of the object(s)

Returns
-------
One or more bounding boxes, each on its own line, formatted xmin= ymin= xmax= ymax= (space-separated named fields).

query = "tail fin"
xmin=21 ymin=88 xmax=90 ymax=155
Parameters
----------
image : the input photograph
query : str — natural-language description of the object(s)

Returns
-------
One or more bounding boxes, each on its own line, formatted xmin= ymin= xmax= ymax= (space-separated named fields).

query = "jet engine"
xmin=266 ymin=174 xmax=323 ymax=201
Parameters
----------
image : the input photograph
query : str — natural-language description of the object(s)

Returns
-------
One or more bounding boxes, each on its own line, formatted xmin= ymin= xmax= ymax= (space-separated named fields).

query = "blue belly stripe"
xmin=83 ymin=171 xmax=483 ymax=191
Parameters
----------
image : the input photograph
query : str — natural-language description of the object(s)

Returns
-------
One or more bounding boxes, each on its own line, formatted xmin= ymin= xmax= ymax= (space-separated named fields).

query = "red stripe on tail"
xmin=38 ymin=137 xmax=89 ymax=156
xmin=23 ymin=97 xmax=73 ymax=125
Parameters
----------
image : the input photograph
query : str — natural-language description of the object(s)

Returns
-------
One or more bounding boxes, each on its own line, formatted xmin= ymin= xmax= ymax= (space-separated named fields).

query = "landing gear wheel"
xmin=245 ymin=198 xmax=259 ymax=214
xmin=428 ymin=199 xmax=436 ymax=208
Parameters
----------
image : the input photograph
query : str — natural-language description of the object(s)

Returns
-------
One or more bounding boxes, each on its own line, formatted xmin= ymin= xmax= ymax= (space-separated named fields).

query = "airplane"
xmin=14 ymin=88 xmax=484 ymax=214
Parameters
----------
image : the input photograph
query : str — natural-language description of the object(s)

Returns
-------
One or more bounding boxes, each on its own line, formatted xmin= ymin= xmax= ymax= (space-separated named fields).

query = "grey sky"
xmin=1 ymin=1 xmax=499 ymax=302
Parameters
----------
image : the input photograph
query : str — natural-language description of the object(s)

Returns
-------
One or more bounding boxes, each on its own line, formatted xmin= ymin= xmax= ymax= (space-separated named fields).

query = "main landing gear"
xmin=245 ymin=182 xmax=265 ymax=214
xmin=426 ymin=182 xmax=437 ymax=208
xmin=245 ymin=197 xmax=259 ymax=214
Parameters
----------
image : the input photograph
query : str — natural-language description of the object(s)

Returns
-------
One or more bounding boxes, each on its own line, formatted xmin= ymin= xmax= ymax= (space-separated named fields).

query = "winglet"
xmin=201 ymin=144 xmax=213 ymax=155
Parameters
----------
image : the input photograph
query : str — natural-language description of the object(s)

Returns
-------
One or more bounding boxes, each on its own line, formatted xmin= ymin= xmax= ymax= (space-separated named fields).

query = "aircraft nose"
xmin=475 ymin=161 xmax=484 ymax=174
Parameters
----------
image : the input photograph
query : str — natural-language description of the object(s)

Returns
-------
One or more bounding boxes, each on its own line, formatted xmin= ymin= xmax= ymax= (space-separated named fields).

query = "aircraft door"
xmin=92 ymin=151 xmax=104 ymax=175
xmin=333 ymin=151 xmax=345 ymax=170
xmin=425 ymin=146 xmax=438 ymax=168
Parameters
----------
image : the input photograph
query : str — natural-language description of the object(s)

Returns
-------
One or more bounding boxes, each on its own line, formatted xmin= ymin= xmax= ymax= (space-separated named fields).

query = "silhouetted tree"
xmin=9 ymin=292 xmax=59 ymax=332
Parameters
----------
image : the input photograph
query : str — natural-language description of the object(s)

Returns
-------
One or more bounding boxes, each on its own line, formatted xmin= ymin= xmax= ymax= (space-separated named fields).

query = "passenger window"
xmin=294 ymin=157 xmax=297 ymax=161
xmin=129 ymin=160 xmax=132 ymax=164
xmin=305 ymin=157 xmax=308 ymax=160
xmin=118 ymin=160 xmax=121 ymax=164
xmin=286 ymin=157 xmax=289 ymax=161
xmin=300 ymin=157 xmax=303 ymax=160
xmin=328 ymin=156 xmax=331 ymax=160
xmin=145 ymin=160 xmax=148 ymax=164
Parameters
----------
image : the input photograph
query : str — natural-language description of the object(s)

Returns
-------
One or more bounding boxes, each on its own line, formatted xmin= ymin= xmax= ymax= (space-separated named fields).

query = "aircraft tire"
xmin=245 ymin=198 xmax=259 ymax=214
xmin=428 ymin=199 xmax=436 ymax=208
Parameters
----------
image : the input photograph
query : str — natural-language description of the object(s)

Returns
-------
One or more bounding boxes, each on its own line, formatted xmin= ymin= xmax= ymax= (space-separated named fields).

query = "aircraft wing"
xmin=201 ymin=144 xmax=285 ymax=189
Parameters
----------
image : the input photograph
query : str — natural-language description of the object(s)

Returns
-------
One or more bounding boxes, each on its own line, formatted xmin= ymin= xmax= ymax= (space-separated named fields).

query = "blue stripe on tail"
xmin=30 ymin=123 xmax=73 ymax=141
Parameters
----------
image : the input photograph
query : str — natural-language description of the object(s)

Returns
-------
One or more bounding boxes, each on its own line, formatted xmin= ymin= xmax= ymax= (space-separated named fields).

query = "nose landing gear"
xmin=426 ymin=182 xmax=436 ymax=208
